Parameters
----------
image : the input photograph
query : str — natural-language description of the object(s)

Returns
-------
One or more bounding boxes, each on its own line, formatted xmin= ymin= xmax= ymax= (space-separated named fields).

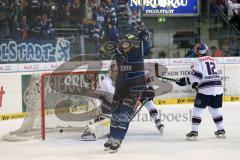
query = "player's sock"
xmin=145 ymin=100 xmax=156 ymax=112
xmin=149 ymin=108 xmax=159 ymax=121
xmin=145 ymin=100 xmax=162 ymax=124
xmin=149 ymin=108 xmax=164 ymax=133
xmin=208 ymin=107 xmax=225 ymax=131
xmin=191 ymin=107 xmax=205 ymax=132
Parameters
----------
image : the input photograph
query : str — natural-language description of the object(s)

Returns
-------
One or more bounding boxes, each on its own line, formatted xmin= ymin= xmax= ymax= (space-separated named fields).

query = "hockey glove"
xmin=192 ymin=82 xmax=199 ymax=92
xmin=138 ymin=30 xmax=150 ymax=41
xmin=176 ymin=77 xmax=190 ymax=86
xmin=192 ymin=82 xmax=198 ymax=89
xmin=140 ymin=86 xmax=155 ymax=102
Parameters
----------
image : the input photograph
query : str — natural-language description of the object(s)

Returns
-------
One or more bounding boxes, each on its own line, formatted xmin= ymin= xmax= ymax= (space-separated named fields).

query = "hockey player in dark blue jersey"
xmin=103 ymin=31 xmax=163 ymax=153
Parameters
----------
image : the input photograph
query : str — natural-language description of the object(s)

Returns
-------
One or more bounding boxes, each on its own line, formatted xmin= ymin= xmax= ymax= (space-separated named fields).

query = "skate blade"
xmin=186 ymin=136 xmax=197 ymax=141
xmin=216 ymin=134 xmax=226 ymax=139
xmin=109 ymin=149 xmax=119 ymax=153
xmin=104 ymin=147 xmax=110 ymax=151
xmin=80 ymin=136 xmax=96 ymax=141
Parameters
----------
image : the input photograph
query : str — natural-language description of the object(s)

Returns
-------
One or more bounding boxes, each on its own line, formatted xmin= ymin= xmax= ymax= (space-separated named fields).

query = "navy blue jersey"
xmin=114 ymin=40 xmax=150 ymax=99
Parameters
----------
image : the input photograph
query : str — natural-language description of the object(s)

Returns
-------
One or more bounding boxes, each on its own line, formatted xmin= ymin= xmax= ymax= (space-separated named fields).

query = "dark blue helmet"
xmin=196 ymin=43 xmax=208 ymax=55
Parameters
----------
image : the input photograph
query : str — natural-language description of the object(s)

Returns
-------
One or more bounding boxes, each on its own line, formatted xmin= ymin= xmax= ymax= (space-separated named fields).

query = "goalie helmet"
xmin=196 ymin=43 xmax=208 ymax=56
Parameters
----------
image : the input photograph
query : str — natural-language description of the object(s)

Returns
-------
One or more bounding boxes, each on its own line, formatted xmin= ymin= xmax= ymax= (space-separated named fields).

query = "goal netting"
xmin=2 ymin=71 xmax=103 ymax=141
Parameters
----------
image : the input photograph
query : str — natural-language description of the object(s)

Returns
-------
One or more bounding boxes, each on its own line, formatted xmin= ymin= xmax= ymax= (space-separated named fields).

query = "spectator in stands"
xmin=128 ymin=9 xmax=141 ymax=32
xmin=185 ymin=45 xmax=196 ymax=58
xmin=94 ymin=6 xmax=105 ymax=30
xmin=103 ymin=0 xmax=117 ymax=26
xmin=158 ymin=51 xmax=166 ymax=58
xmin=0 ymin=0 xmax=9 ymax=38
xmin=228 ymin=38 xmax=240 ymax=56
xmin=28 ymin=0 xmax=41 ymax=22
xmin=31 ymin=15 xmax=41 ymax=38
xmin=117 ymin=0 xmax=129 ymax=18
xmin=62 ymin=5 xmax=72 ymax=26
xmin=103 ymin=0 xmax=118 ymax=42
xmin=107 ymin=22 xmax=118 ymax=42
xmin=85 ymin=0 xmax=93 ymax=19
xmin=210 ymin=46 xmax=224 ymax=57
xmin=39 ymin=14 xmax=54 ymax=39
xmin=216 ymin=0 xmax=226 ymax=10
xmin=90 ymin=20 xmax=104 ymax=39
xmin=8 ymin=1 xmax=24 ymax=37
xmin=91 ymin=0 xmax=100 ymax=16
xmin=85 ymin=0 xmax=100 ymax=19
xmin=18 ymin=15 xmax=30 ymax=40
xmin=71 ymin=0 xmax=85 ymax=25
xmin=219 ymin=39 xmax=230 ymax=56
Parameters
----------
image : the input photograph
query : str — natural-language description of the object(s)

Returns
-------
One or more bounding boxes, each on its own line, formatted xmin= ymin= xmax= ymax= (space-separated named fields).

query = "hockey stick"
xmin=128 ymin=99 xmax=147 ymax=122
xmin=100 ymin=99 xmax=147 ymax=122
xmin=154 ymin=63 xmax=179 ymax=82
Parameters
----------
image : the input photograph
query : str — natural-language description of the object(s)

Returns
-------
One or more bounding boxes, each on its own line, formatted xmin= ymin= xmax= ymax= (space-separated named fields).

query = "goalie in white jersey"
xmin=175 ymin=43 xmax=226 ymax=141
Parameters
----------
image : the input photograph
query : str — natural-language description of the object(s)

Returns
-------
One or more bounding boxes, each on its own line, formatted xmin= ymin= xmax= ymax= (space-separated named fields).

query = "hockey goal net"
xmin=2 ymin=71 xmax=103 ymax=141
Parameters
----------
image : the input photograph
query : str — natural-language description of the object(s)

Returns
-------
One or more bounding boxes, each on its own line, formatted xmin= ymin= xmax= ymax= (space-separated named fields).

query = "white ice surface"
xmin=0 ymin=103 xmax=240 ymax=160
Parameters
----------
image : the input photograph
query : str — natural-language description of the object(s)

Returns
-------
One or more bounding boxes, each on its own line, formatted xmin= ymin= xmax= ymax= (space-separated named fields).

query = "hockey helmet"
xmin=196 ymin=43 xmax=208 ymax=56
xmin=118 ymin=34 xmax=136 ymax=53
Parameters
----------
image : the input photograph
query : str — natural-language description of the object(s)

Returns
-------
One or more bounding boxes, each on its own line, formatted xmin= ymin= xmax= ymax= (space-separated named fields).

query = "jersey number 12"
xmin=205 ymin=62 xmax=217 ymax=75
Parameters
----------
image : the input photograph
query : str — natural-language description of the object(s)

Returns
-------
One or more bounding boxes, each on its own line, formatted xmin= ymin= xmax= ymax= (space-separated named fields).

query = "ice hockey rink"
xmin=0 ymin=102 xmax=240 ymax=160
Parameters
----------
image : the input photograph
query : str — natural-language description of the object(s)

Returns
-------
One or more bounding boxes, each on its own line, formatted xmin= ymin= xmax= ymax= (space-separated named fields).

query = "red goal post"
xmin=2 ymin=70 xmax=101 ymax=141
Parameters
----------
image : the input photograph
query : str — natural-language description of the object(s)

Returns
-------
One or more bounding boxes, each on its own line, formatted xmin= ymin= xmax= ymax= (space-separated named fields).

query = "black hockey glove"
xmin=192 ymin=82 xmax=199 ymax=92
xmin=138 ymin=30 xmax=150 ymax=41
xmin=176 ymin=77 xmax=190 ymax=86
xmin=140 ymin=86 xmax=155 ymax=103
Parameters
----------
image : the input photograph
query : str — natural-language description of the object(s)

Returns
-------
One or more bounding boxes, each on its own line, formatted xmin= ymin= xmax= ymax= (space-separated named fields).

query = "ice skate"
xmin=80 ymin=129 xmax=96 ymax=141
xmin=186 ymin=131 xmax=198 ymax=141
xmin=109 ymin=138 xmax=121 ymax=153
xmin=155 ymin=119 xmax=164 ymax=135
xmin=104 ymin=137 xmax=113 ymax=151
xmin=215 ymin=129 xmax=226 ymax=139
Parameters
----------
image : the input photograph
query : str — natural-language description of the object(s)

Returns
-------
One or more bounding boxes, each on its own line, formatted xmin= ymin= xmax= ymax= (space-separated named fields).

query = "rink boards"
xmin=0 ymin=58 xmax=240 ymax=120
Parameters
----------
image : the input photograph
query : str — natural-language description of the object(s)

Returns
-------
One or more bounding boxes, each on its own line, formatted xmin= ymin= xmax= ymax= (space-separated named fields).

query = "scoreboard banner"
xmin=129 ymin=0 xmax=200 ymax=16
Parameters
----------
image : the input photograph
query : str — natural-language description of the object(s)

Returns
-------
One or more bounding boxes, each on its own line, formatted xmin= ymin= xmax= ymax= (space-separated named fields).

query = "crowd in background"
xmin=1 ymin=0 xmax=239 ymax=58
xmin=0 ymin=0 xmax=143 ymax=42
